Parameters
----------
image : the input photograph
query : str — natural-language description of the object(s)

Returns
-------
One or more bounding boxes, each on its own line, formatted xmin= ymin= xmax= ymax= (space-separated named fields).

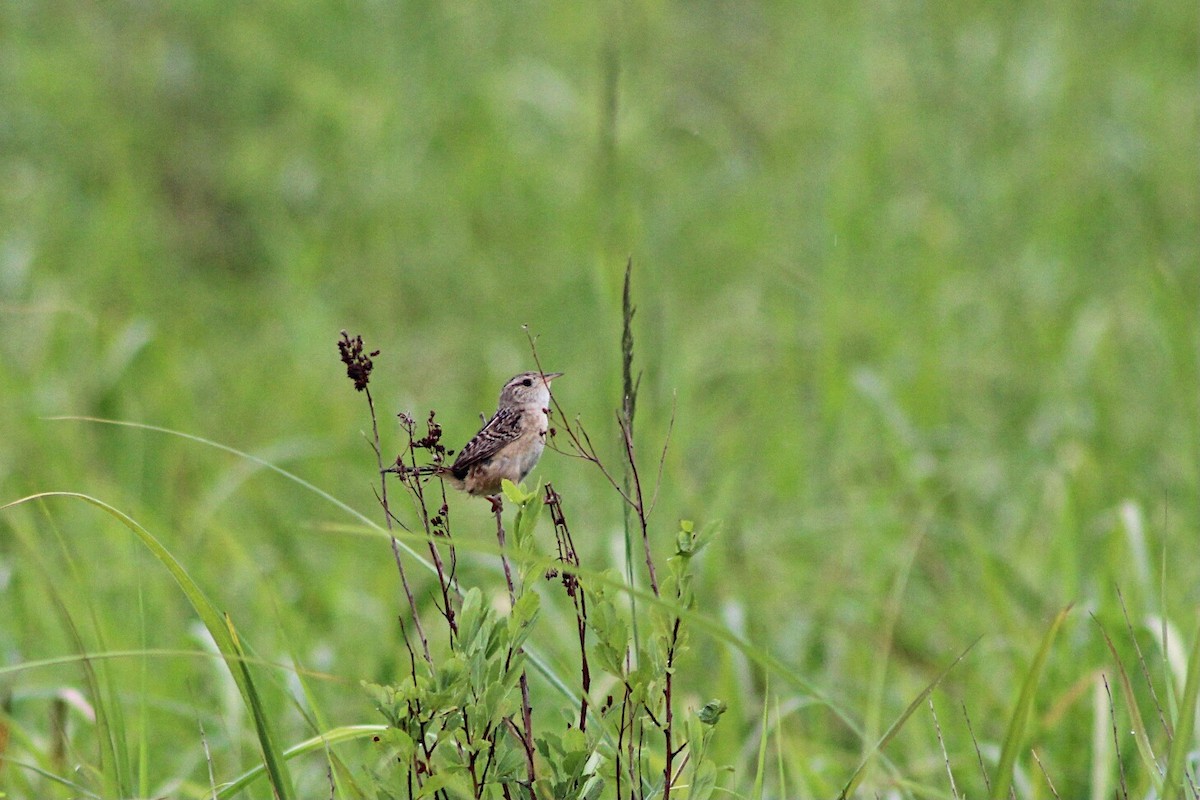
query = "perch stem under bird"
xmin=384 ymin=371 xmax=563 ymax=506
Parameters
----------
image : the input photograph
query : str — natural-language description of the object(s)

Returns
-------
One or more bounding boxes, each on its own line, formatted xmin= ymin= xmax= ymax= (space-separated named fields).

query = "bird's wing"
xmin=450 ymin=406 xmax=525 ymax=476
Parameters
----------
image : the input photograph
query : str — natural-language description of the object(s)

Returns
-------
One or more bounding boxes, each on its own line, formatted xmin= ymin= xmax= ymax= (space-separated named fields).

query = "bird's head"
xmin=499 ymin=371 xmax=562 ymax=408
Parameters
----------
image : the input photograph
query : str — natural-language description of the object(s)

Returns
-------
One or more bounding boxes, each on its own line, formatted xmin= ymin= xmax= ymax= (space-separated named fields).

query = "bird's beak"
xmin=542 ymin=371 xmax=564 ymax=382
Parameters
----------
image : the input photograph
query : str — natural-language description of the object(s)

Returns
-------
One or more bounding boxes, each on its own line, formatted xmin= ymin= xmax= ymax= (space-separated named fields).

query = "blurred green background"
xmin=1 ymin=0 xmax=1197 ymax=796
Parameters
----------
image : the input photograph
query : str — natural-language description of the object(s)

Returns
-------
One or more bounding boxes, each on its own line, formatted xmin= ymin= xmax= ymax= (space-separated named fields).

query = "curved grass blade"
xmin=1162 ymin=619 xmax=1200 ymax=800
xmin=1 ymin=492 xmax=297 ymax=800
xmin=0 ymin=649 xmax=346 ymax=684
xmin=9 ymin=506 xmax=127 ymax=797
xmin=51 ymin=419 xmax=868 ymax=746
xmin=47 ymin=417 xmax=586 ymax=708
xmin=1093 ymin=615 xmax=1163 ymax=795
xmin=990 ymin=606 xmax=1071 ymax=800
xmin=838 ymin=637 xmax=980 ymax=799
xmin=752 ymin=676 xmax=770 ymax=800
xmin=3 ymin=757 xmax=103 ymax=798
xmin=215 ymin=725 xmax=389 ymax=799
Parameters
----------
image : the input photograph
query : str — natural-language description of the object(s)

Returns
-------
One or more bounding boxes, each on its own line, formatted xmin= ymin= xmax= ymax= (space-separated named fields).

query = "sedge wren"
xmin=401 ymin=371 xmax=562 ymax=498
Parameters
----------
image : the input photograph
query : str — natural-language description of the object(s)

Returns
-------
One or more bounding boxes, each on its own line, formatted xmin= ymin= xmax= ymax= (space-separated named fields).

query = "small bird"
xmin=397 ymin=371 xmax=563 ymax=500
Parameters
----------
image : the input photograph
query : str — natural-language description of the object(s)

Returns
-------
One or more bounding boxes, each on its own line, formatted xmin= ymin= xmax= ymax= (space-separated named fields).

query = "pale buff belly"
xmin=462 ymin=437 xmax=546 ymax=496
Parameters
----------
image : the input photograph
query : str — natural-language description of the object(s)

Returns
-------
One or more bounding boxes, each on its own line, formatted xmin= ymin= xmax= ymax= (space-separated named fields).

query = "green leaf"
xmin=698 ymin=699 xmax=727 ymax=726
xmin=509 ymin=591 xmax=541 ymax=650
xmin=676 ymin=520 xmax=696 ymax=556
xmin=513 ymin=483 xmax=546 ymax=546
xmin=501 ymin=478 xmax=533 ymax=504
xmin=415 ymin=769 xmax=473 ymax=798
xmin=690 ymin=760 xmax=717 ymax=800
xmin=457 ymin=588 xmax=486 ymax=650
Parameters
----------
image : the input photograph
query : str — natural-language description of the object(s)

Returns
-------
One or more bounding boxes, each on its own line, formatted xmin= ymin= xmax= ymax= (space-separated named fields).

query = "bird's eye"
xmin=521 ymin=378 xmax=533 ymax=387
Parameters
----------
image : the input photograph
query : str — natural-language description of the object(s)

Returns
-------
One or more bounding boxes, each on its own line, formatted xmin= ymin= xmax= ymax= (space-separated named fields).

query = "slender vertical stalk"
xmin=338 ymin=331 xmax=432 ymax=664
xmin=546 ymin=483 xmax=591 ymax=731
xmin=493 ymin=503 xmax=537 ymax=790
xmin=619 ymin=257 xmax=648 ymax=682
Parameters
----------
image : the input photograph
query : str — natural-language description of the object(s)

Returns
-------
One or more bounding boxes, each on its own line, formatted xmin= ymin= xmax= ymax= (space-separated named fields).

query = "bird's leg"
xmin=487 ymin=494 xmax=504 ymax=514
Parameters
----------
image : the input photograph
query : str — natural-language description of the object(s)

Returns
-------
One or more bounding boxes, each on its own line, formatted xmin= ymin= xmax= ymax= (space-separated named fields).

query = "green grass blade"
xmin=773 ymin=695 xmax=787 ymax=800
xmin=3 ymin=758 xmax=104 ymax=798
xmin=48 ymin=417 xmax=587 ymax=713
xmin=1161 ymin=619 xmax=1200 ymax=800
xmin=752 ymin=677 xmax=769 ymax=800
xmin=2 ymin=492 xmax=297 ymax=800
xmin=838 ymin=637 xmax=980 ymax=799
xmin=1093 ymin=616 xmax=1163 ymax=794
xmin=274 ymin=602 xmax=371 ymax=800
xmin=991 ymin=606 xmax=1071 ymax=800
xmin=9 ymin=508 xmax=125 ymax=797
xmin=223 ymin=613 xmax=297 ymax=800
xmin=215 ymin=725 xmax=389 ymax=799
xmin=137 ymin=578 xmax=151 ymax=800
xmin=0 ymin=648 xmax=346 ymax=683
xmin=48 ymin=417 xmax=863 ymax=761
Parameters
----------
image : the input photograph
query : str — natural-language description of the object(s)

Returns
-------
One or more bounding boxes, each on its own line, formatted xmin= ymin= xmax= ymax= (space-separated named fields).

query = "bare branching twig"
xmin=338 ymin=331 xmax=431 ymax=663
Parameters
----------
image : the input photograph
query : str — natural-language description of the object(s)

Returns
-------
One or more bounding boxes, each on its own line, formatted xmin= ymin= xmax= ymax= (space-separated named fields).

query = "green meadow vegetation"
xmin=1 ymin=1 xmax=1197 ymax=797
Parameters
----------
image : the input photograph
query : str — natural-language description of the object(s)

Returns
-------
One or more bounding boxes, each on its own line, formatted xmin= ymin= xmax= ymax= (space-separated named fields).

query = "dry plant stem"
xmin=1030 ymin=749 xmax=1060 ymax=800
xmin=365 ymin=385 xmax=432 ymax=664
xmin=411 ymin=475 xmax=458 ymax=637
xmin=199 ymin=720 xmax=217 ymax=800
xmin=1116 ymin=587 xmax=1171 ymax=737
xmin=545 ymin=484 xmax=591 ymax=731
xmin=1102 ymin=674 xmax=1129 ymax=800
xmin=526 ymin=304 xmax=680 ymax=799
xmin=961 ymin=702 xmax=991 ymax=793
xmin=399 ymin=415 xmax=459 ymax=639
xmin=618 ymin=414 xmax=658 ymax=595
xmin=661 ymin=616 xmax=682 ymax=800
xmin=928 ymin=698 xmax=960 ymax=800
xmin=493 ymin=503 xmax=537 ymax=790
xmin=524 ymin=329 xmax=636 ymax=506
xmin=619 ymin=257 xmax=642 ymax=658
xmin=475 ymin=713 xmax=509 ymax=794
xmin=399 ymin=618 xmax=436 ymax=797
xmin=623 ymin=651 xmax=638 ymax=796
xmin=614 ymin=677 xmax=630 ymax=800
xmin=668 ymin=749 xmax=692 ymax=788
xmin=637 ymin=716 xmax=647 ymax=799
xmin=645 ymin=398 xmax=676 ymax=517
xmin=621 ymin=256 xmax=639 ymax=431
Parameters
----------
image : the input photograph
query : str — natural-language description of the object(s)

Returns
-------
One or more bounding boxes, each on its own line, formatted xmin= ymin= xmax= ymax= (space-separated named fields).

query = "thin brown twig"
xmin=545 ymin=483 xmax=590 ymax=731
xmin=646 ymin=395 xmax=676 ymax=517
xmin=402 ymin=416 xmax=458 ymax=618
xmin=1116 ymin=586 xmax=1171 ymax=738
xmin=362 ymin=379 xmax=431 ymax=664
xmin=493 ymin=502 xmax=537 ymax=790
xmin=1102 ymin=673 xmax=1130 ymax=800
xmin=618 ymin=413 xmax=658 ymax=595
xmin=961 ymin=701 xmax=991 ymax=793
xmin=1030 ymin=749 xmax=1061 ymax=800
xmin=661 ymin=616 xmax=681 ymax=800
xmin=928 ymin=698 xmax=959 ymax=800
xmin=525 ymin=327 xmax=639 ymax=508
